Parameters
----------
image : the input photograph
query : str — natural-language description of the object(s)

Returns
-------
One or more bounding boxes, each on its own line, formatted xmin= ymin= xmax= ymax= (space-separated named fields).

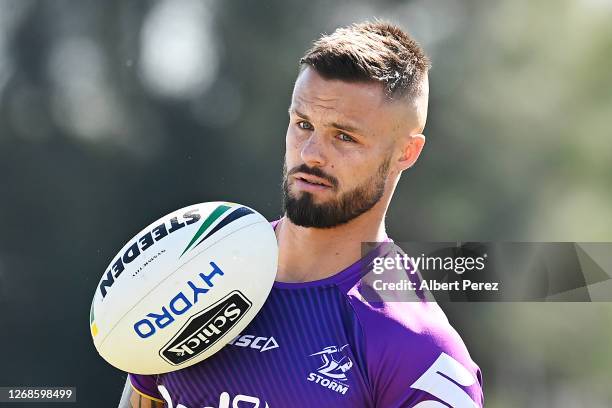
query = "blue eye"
xmin=298 ymin=121 xmax=313 ymax=130
xmin=338 ymin=133 xmax=355 ymax=142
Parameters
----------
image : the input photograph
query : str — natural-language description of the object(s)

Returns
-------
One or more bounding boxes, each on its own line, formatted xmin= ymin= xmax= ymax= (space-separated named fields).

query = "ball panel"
xmin=91 ymin=203 xmax=277 ymax=374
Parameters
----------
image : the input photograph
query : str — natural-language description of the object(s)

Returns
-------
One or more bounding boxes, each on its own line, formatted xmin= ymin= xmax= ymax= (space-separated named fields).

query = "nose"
xmin=300 ymin=133 xmax=327 ymax=167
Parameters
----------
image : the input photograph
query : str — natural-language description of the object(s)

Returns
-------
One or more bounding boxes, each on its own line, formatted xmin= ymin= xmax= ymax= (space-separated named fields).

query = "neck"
xmin=274 ymin=202 xmax=389 ymax=283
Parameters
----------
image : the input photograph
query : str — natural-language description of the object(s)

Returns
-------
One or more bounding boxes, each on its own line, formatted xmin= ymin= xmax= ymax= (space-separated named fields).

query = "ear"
xmin=397 ymin=134 xmax=425 ymax=171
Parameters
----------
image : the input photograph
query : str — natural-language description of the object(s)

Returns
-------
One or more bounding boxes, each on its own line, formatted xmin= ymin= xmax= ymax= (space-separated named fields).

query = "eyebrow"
xmin=289 ymin=107 xmax=362 ymax=134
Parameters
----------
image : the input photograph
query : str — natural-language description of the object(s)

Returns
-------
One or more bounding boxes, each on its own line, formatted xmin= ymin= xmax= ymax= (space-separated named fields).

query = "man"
xmin=122 ymin=21 xmax=484 ymax=407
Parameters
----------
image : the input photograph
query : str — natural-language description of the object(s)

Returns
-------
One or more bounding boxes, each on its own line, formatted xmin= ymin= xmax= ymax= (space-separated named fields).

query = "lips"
xmin=291 ymin=173 xmax=334 ymax=193
xmin=293 ymin=178 xmax=331 ymax=192
xmin=293 ymin=173 xmax=333 ymax=188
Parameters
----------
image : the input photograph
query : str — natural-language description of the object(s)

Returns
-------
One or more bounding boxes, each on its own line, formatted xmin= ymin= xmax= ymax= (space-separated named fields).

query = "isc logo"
xmin=228 ymin=334 xmax=279 ymax=352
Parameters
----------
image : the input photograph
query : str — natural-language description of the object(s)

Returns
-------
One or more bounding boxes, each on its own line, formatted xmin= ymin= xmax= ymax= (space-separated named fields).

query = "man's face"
xmin=282 ymin=67 xmax=424 ymax=228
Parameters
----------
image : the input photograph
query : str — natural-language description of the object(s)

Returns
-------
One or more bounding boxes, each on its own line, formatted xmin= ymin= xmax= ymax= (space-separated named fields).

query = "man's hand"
xmin=118 ymin=377 xmax=164 ymax=408
xmin=129 ymin=390 xmax=164 ymax=407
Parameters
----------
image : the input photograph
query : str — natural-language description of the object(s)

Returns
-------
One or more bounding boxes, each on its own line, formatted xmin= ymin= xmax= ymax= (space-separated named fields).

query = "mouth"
xmin=292 ymin=173 xmax=334 ymax=192
xmin=293 ymin=173 xmax=333 ymax=188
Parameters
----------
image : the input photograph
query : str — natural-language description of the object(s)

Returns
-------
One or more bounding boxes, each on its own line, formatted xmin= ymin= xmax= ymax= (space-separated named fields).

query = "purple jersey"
xmin=130 ymin=226 xmax=484 ymax=408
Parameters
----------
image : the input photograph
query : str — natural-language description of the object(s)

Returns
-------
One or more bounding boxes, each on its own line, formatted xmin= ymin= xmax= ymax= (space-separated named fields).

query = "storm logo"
xmin=307 ymin=344 xmax=353 ymax=395
xmin=310 ymin=344 xmax=353 ymax=380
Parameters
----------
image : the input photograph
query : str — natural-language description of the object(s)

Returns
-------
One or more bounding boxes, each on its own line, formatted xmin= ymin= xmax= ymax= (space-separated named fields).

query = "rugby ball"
xmin=90 ymin=202 xmax=278 ymax=374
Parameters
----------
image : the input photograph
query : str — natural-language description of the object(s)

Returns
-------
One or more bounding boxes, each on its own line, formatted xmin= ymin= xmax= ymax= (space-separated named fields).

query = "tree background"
xmin=0 ymin=0 xmax=611 ymax=407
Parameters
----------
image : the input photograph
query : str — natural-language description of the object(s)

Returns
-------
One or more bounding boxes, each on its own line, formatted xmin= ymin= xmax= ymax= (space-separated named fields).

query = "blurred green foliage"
xmin=0 ymin=0 xmax=610 ymax=406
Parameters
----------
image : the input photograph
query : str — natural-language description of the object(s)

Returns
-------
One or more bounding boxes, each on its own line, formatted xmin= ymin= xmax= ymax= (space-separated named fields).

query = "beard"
xmin=282 ymin=156 xmax=391 ymax=229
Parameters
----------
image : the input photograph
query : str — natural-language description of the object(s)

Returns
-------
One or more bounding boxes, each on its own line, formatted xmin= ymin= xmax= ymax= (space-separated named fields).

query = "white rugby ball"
xmin=90 ymin=202 xmax=278 ymax=374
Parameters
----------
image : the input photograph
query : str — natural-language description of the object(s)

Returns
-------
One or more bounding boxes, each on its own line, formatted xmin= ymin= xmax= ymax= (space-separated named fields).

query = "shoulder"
xmin=345 ymin=287 xmax=484 ymax=407
xmin=346 ymin=289 xmax=476 ymax=372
